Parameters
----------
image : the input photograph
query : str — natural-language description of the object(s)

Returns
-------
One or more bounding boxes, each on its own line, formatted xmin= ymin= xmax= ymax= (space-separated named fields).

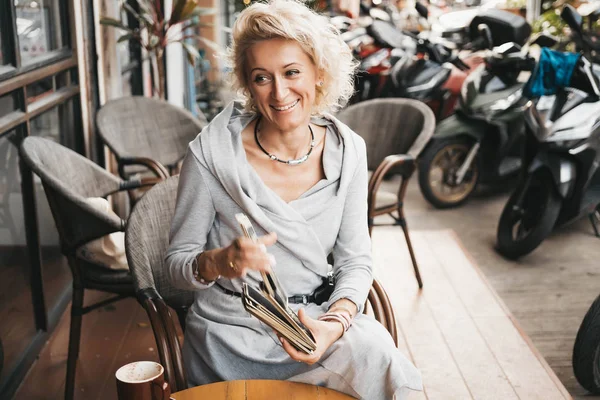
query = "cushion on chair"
xmin=75 ymin=197 xmax=129 ymax=271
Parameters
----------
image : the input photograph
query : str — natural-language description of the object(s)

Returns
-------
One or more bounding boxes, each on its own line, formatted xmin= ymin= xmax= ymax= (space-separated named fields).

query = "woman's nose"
xmin=271 ymin=77 xmax=289 ymax=100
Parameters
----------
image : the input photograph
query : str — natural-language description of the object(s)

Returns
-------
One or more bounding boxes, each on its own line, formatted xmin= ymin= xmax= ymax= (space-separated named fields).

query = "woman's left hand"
xmin=278 ymin=308 xmax=344 ymax=365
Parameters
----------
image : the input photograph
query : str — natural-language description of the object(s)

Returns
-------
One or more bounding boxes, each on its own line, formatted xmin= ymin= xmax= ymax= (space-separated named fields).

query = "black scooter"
xmin=417 ymin=20 xmax=553 ymax=209
xmin=496 ymin=5 xmax=600 ymax=259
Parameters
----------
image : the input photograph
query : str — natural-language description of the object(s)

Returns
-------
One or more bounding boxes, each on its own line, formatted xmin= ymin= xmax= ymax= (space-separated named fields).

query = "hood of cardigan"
xmin=188 ymin=101 xmax=366 ymax=277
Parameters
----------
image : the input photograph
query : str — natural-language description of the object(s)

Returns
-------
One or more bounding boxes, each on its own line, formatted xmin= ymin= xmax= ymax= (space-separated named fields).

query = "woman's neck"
xmin=256 ymin=117 xmax=313 ymax=160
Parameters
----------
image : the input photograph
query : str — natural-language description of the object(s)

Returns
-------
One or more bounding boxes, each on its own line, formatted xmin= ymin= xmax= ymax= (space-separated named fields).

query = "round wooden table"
xmin=171 ymin=380 xmax=355 ymax=399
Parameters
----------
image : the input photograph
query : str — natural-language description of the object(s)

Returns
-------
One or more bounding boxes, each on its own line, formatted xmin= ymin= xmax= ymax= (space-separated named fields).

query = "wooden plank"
xmin=372 ymin=228 xmax=471 ymax=400
xmin=72 ymin=296 xmax=138 ymax=399
xmin=426 ymin=230 xmax=571 ymax=400
xmin=96 ymin=302 xmax=159 ymax=399
xmin=408 ymin=231 xmax=519 ymax=400
xmin=15 ymin=291 xmax=108 ymax=399
xmin=0 ymin=55 xmax=76 ymax=96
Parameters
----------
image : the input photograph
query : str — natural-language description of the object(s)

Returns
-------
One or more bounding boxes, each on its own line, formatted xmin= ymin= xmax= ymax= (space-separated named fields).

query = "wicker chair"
xmin=336 ymin=98 xmax=436 ymax=288
xmin=125 ymin=175 xmax=399 ymax=392
xmin=19 ymin=137 xmax=154 ymax=400
xmin=96 ymin=96 xmax=206 ymax=181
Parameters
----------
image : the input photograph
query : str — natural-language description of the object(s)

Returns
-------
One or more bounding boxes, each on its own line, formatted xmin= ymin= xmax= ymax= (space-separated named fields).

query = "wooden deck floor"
xmin=15 ymin=229 xmax=573 ymax=399
xmin=372 ymin=228 xmax=571 ymax=400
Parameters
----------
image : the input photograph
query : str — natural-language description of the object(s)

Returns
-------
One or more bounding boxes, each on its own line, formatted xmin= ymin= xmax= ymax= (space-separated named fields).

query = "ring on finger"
xmin=229 ymin=261 xmax=238 ymax=271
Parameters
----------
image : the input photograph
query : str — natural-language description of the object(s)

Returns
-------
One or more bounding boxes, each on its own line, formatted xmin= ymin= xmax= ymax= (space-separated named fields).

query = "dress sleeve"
xmin=329 ymin=148 xmax=373 ymax=312
xmin=164 ymin=148 xmax=218 ymax=290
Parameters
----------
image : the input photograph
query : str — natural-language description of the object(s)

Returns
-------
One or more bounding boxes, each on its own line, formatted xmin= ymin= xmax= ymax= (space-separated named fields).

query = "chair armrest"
xmin=118 ymin=177 xmax=164 ymax=191
xmin=137 ymin=289 xmax=180 ymax=391
xmin=154 ymin=298 xmax=187 ymax=392
xmin=368 ymin=154 xmax=416 ymax=213
xmin=119 ymin=157 xmax=170 ymax=180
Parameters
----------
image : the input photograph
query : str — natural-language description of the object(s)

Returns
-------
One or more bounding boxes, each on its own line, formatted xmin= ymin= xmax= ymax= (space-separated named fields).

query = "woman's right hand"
xmin=214 ymin=232 xmax=278 ymax=279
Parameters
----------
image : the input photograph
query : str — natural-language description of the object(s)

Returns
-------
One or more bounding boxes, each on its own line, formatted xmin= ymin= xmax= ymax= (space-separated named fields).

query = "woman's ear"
xmin=317 ymin=70 xmax=325 ymax=86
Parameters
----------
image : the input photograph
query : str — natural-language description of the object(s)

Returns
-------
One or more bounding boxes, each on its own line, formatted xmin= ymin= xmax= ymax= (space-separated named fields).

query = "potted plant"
xmin=101 ymin=0 xmax=214 ymax=99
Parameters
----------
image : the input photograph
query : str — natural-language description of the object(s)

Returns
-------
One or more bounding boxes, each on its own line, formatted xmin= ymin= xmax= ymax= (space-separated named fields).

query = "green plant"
xmin=505 ymin=0 xmax=527 ymax=9
xmin=101 ymin=0 xmax=214 ymax=99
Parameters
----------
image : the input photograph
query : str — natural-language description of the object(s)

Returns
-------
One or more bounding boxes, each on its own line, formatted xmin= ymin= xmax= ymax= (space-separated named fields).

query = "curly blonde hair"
xmin=227 ymin=0 xmax=357 ymax=114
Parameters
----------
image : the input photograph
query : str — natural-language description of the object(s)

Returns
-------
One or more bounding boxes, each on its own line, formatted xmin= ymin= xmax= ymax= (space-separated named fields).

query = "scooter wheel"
xmin=496 ymin=170 xmax=561 ymax=259
xmin=418 ymin=137 xmax=480 ymax=209
xmin=573 ymin=293 xmax=600 ymax=394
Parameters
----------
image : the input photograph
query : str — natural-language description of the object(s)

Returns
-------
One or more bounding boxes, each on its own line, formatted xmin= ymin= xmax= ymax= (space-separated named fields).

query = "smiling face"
xmin=246 ymin=38 xmax=321 ymax=133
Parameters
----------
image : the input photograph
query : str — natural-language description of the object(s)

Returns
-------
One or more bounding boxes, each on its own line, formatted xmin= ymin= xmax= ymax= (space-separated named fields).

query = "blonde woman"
xmin=165 ymin=1 xmax=422 ymax=398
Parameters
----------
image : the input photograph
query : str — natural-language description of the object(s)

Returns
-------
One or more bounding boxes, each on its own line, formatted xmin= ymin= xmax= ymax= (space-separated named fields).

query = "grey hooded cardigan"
xmin=165 ymin=102 xmax=422 ymax=399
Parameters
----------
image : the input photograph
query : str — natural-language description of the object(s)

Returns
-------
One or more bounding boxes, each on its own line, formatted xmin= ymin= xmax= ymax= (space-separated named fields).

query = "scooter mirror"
xmin=477 ymin=24 xmax=493 ymax=49
xmin=530 ymin=32 xmax=559 ymax=48
xmin=415 ymin=2 xmax=429 ymax=19
xmin=561 ymin=5 xmax=584 ymax=35
xmin=369 ymin=7 xmax=391 ymax=22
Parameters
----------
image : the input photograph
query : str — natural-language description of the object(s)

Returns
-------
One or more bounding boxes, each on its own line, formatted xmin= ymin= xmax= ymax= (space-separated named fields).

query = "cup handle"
xmin=151 ymin=380 xmax=170 ymax=400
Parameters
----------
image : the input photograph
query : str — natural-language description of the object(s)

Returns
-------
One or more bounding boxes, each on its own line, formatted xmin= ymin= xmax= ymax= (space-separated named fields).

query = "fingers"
xmin=297 ymin=308 xmax=317 ymax=331
xmin=258 ymin=232 xmax=278 ymax=246
xmin=227 ymin=232 xmax=278 ymax=277
xmin=279 ymin=336 xmax=318 ymax=365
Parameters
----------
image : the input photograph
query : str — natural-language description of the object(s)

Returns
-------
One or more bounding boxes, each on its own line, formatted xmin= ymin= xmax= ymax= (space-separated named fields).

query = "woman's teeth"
xmin=272 ymin=99 xmax=299 ymax=111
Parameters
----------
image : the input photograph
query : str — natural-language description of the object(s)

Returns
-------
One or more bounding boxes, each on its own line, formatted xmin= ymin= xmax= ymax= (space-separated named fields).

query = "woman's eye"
xmin=253 ymin=75 xmax=269 ymax=84
xmin=286 ymin=70 xmax=300 ymax=77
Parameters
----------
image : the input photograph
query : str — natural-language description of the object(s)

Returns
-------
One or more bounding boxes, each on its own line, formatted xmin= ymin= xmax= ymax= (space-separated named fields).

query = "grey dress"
xmin=165 ymin=102 xmax=422 ymax=400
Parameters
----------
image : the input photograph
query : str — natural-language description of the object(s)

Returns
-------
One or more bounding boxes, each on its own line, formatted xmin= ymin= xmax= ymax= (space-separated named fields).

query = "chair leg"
xmin=65 ymin=286 xmax=84 ymax=400
xmin=399 ymin=213 xmax=423 ymax=289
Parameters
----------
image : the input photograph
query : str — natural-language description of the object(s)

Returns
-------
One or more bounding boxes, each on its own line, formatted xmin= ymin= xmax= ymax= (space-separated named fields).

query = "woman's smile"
xmin=271 ymin=99 xmax=300 ymax=112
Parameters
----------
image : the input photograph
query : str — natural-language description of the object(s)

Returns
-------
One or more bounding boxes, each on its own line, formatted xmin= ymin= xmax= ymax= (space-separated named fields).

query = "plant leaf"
xmin=100 ymin=17 xmax=130 ymax=31
xmin=121 ymin=2 xmax=138 ymax=19
xmin=178 ymin=2 xmax=199 ymax=22
xmin=170 ymin=0 xmax=189 ymax=25
xmin=117 ymin=33 xmax=135 ymax=43
xmin=181 ymin=41 xmax=200 ymax=66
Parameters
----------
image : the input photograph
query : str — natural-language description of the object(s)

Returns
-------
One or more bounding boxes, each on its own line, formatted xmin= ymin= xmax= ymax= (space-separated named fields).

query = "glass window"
xmin=30 ymin=103 xmax=75 ymax=314
xmin=26 ymin=76 xmax=53 ymax=104
xmin=15 ymin=0 xmax=66 ymax=66
xmin=0 ymin=33 xmax=14 ymax=75
xmin=0 ymin=93 xmax=17 ymax=120
xmin=0 ymin=131 xmax=37 ymax=388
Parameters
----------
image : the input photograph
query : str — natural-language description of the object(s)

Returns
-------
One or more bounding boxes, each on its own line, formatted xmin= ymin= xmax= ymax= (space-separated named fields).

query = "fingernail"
xmin=259 ymin=244 xmax=267 ymax=254
xmin=268 ymin=254 xmax=276 ymax=266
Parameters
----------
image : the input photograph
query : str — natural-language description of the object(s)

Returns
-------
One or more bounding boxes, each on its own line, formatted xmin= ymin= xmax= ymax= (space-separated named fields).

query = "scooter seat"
xmin=469 ymin=83 xmax=524 ymax=110
xmin=402 ymin=60 xmax=451 ymax=87
xmin=367 ymin=20 xmax=413 ymax=49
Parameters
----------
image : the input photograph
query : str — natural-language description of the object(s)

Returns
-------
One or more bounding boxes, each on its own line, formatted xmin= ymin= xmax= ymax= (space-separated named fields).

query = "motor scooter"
xmin=349 ymin=17 xmax=482 ymax=120
xmin=417 ymin=31 xmax=557 ymax=208
xmin=495 ymin=5 xmax=600 ymax=259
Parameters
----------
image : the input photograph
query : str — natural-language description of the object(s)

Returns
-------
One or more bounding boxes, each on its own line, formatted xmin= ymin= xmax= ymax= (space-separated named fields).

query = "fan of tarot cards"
xmin=236 ymin=213 xmax=317 ymax=354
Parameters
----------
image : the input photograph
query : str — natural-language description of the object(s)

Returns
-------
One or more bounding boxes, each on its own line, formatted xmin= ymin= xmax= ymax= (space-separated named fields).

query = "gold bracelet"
xmin=192 ymin=257 xmax=219 ymax=284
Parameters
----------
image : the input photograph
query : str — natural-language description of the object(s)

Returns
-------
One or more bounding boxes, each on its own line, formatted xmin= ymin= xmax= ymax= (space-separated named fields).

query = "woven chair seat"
xmin=78 ymin=258 xmax=134 ymax=287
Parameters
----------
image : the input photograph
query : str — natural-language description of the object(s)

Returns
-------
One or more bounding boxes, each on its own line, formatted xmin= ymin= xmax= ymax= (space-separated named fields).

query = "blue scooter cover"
xmin=523 ymin=48 xmax=581 ymax=98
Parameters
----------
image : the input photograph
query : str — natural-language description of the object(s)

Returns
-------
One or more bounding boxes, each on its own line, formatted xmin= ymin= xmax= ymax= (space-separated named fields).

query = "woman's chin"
xmin=266 ymin=109 xmax=309 ymax=132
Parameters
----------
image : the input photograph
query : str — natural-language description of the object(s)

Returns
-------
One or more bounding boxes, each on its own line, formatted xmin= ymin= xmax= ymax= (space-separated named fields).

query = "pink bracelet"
xmin=318 ymin=311 xmax=352 ymax=333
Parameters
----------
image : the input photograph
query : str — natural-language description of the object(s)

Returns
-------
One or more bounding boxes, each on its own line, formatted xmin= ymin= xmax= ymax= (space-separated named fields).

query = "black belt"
xmin=215 ymin=282 xmax=317 ymax=305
